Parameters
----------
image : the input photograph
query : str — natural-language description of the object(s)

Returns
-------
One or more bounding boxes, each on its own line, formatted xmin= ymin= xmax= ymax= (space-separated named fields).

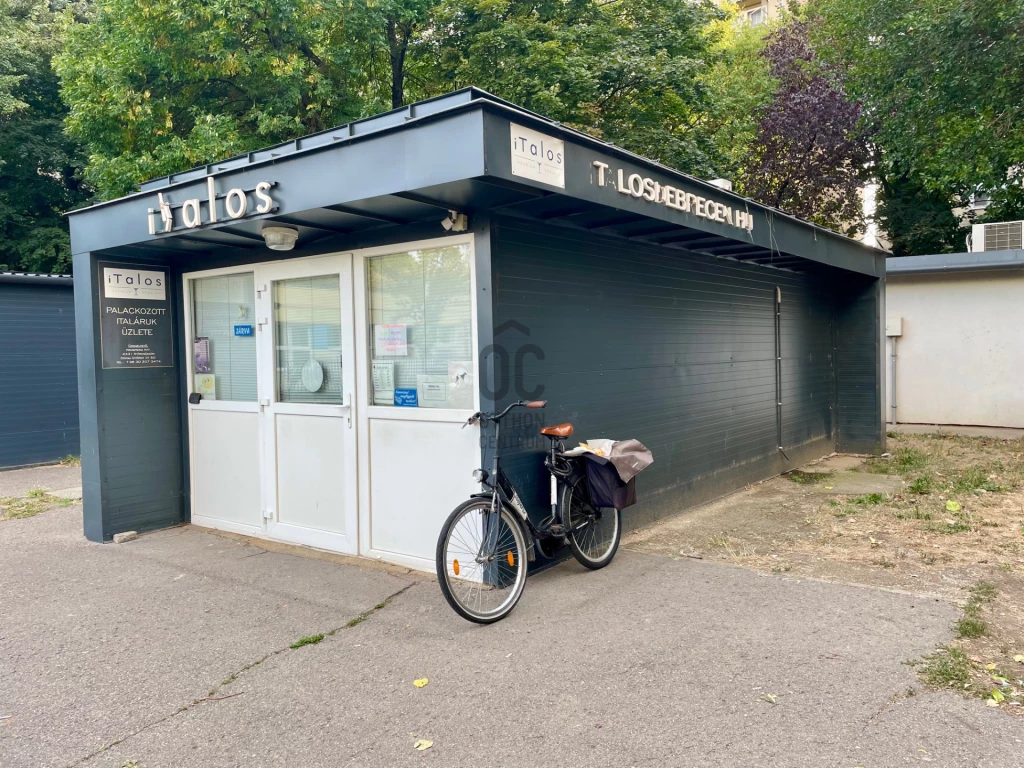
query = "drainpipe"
xmin=775 ymin=287 xmax=791 ymax=461
xmin=888 ymin=336 xmax=897 ymax=425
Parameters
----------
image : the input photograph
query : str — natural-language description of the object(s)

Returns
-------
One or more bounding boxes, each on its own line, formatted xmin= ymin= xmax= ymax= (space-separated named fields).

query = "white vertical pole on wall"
xmin=889 ymin=337 xmax=897 ymax=425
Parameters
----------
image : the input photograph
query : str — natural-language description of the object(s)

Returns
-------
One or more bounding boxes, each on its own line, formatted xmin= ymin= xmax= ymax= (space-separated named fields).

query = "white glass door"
xmin=256 ymin=254 xmax=358 ymax=553
xmin=185 ymin=270 xmax=263 ymax=534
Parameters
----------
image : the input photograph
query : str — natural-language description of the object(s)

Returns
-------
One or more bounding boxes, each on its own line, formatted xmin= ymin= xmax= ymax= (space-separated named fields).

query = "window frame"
xmin=353 ymin=234 xmax=479 ymax=423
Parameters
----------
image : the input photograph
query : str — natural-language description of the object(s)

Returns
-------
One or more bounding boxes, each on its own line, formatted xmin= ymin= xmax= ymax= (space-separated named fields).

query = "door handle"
xmin=344 ymin=392 xmax=352 ymax=428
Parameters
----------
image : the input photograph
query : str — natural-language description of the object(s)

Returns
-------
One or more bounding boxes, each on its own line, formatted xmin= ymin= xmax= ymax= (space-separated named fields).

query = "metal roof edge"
xmin=63 ymin=86 xmax=884 ymax=260
xmin=472 ymin=98 xmax=885 ymax=258
xmin=887 ymin=250 xmax=1024 ymax=274
xmin=0 ymin=272 xmax=74 ymax=285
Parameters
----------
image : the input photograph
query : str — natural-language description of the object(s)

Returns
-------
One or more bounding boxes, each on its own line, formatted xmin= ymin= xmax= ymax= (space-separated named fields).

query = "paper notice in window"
xmin=372 ymin=360 xmax=395 ymax=405
xmin=417 ymin=375 xmax=448 ymax=407
xmin=374 ymin=324 xmax=407 ymax=356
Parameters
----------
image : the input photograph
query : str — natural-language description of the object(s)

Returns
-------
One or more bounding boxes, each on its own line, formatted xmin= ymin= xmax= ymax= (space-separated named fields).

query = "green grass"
xmin=289 ymin=633 xmax=325 ymax=649
xmin=955 ymin=614 xmax=987 ymax=638
xmin=907 ymin=475 xmax=935 ymax=494
xmin=60 ymin=454 xmax=82 ymax=467
xmin=920 ymin=647 xmax=973 ymax=689
xmin=953 ymin=582 xmax=997 ymax=638
xmin=950 ymin=466 xmax=1002 ymax=493
xmin=26 ymin=488 xmax=47 ymax=498
xmin=891 ymin=447 xmax=929 ymax=473
xmin=0 ymin=497 xmax=47 ymax=520
xmin=968 ymin=581 xmax=997 ymax=602
xmin=852 ymin=493 xmax=886 ymax=505
xmin=787 ymin=470 xmax=834 ymax=485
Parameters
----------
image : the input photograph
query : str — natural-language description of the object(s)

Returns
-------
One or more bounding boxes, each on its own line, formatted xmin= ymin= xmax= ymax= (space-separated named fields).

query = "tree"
xmin=876 ymin=171 xmax=964 ymax=257
xmin=701 ymin=1 xmax=775 ymax=183
xmin=813 ymin=0 xmax=1024 ymax=247
xmin=396 ymin=0 xmax=724 ymax=177
xmin=736 ymin=19 xmax=870 ymax=235
xmin=58 ymin=0 xmax=728 ymax=197
xmin=56 ymin=0 xmax=372 ymax=199
xmin=0 ymin=0 xmax=90 ymax=274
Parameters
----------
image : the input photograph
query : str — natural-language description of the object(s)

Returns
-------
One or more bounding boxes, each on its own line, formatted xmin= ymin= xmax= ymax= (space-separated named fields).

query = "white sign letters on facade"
xmin=591 ymin=161 xmax=754 ymax=233
xmin=510 ymin=123 xmax=565 ymax=189
xmin=147 ymin=178 xmax=276 ymax=235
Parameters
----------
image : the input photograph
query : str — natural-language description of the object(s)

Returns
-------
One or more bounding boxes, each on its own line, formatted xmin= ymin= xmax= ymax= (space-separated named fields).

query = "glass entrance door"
xmin=255 ymin=254 xmax=358 ymax=552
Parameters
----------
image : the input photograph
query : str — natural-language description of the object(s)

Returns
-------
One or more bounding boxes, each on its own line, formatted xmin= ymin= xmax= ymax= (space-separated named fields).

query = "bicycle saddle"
xmin=540 ymin=423 xmax=573 ymax=438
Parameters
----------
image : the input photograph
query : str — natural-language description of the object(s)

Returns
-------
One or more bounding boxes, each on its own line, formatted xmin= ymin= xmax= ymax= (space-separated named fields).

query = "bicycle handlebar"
xmin=462 ymin=400 xmax=547 ymax=428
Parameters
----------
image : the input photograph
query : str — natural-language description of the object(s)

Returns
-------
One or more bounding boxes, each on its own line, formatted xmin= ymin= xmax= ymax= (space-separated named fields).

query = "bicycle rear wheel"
xmin=436 ymin=499 xmax=528 ymax=624
xmin=563 ymin=474 xmax=621 ymax=569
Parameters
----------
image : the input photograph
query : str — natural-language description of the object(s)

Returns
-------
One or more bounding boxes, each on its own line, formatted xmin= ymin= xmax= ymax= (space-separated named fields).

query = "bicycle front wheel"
xmin=436 ymin=499 xmax=528 ymax=624
xmin=563 ymin=474 xmax=621 ymax=569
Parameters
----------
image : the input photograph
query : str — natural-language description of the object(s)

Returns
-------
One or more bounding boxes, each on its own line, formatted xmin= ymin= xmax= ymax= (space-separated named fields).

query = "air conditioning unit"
xmin=969 ymin=220 xmax=1024 ymax=252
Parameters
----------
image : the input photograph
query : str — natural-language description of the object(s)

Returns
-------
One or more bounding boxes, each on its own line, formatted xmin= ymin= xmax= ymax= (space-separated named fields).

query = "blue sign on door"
xmin=234 ymin=324 xmax=254 ymax=337
xmin=394 ymin=388 xmax=418 ymax=407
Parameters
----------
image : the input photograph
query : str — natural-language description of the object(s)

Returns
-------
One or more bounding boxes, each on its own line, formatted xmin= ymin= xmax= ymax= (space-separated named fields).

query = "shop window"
xmin=273 ymin=274 xmax=344 ymax=404
xmin=190 ymin=272 xmax=258 ymax=401
xmin=367 ymin=243 xmax=474 ymax=409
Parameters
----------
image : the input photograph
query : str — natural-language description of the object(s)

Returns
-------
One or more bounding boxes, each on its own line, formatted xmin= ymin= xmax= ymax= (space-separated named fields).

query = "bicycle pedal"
xmin=546 ymin=524 xmax=566 ymax=536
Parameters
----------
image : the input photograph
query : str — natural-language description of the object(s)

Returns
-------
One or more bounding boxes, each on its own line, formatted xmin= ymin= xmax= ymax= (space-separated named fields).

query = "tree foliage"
xmin=56 ymin=0 xmax=725 ymax=199
xmin=701 ymin=3 xmax=775 ymax=183
xmin=0 ymin=0 xmax=89 ymax=274
xmin=813 ymin=0 xmax=1024 ymax=250
xmin=736 ymin=19 xmax=870 ymax=235
xmin=420 ymin=0 xmax=724 ymax=176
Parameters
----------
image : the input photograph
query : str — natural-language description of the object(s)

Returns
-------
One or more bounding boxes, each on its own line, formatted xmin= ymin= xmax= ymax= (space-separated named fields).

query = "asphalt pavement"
xmin=1 ymin=465 xmax=1020 ymax=768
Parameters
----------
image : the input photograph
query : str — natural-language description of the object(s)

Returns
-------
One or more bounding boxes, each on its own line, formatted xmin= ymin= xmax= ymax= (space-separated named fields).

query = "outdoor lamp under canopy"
xmin=262 ymin=226 xmax=298 ymax=251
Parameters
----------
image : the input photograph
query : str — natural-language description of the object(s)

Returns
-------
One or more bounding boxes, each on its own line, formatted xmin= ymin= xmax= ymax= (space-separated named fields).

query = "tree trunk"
xmin=386 ymin=18 xmax=411 ymax=109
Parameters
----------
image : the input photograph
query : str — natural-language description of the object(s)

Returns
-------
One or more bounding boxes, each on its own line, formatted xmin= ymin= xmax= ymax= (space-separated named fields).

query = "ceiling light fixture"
xmin=262 ymin=225 xmax=299 ymax=251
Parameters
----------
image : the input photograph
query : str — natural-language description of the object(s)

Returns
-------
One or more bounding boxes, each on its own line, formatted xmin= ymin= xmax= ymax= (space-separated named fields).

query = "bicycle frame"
xmin=468 ymin=403 xmax=590 ymax=563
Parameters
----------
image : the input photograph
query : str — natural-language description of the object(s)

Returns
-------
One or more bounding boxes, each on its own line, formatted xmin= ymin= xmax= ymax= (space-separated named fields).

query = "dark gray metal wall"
xmin=835 ymin=274 xmax=884 ymax=453
xmin=0 ymin=280 xmax=80 ymax=467
xmin=489 ymin=217 xmax=844 ymax=534
xmin=73 ymin=254 xmax=183 ymax=541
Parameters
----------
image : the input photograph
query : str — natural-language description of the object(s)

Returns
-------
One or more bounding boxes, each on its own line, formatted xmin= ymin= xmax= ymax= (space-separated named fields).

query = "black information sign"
xmin=98 ymin=262 xmax=174 ymax=369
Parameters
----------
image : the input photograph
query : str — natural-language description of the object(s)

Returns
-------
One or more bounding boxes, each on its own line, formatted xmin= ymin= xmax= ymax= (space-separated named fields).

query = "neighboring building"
xmin=737 ymin=0 xmax=792 ymax=25
xmin=67 ymin=88 xmax=885 ymax=570
xmin=886 ymin=250 xmax=1024 ymax=428
xmin=0 ymin=273 xmax=80 ymax=467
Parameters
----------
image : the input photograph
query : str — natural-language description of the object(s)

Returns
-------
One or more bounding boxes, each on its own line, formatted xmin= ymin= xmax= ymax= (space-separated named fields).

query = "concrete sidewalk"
xmin=1 ymin=468 xmax=1021 ymax=767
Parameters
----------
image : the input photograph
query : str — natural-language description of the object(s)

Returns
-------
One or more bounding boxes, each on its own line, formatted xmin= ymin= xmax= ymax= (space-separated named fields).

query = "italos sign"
xmin=147 ymin=177 xmax=277 ymax=235
xmin=591 ymin=161 xmax=754 ymax=233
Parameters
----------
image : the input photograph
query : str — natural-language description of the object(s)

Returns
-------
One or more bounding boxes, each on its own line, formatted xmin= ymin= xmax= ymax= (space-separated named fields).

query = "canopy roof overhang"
xmin=68 ymin=88 xmax=885 ymax=278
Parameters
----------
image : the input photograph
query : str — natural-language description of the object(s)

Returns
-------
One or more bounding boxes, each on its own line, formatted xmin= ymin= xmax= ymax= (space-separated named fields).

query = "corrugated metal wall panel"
xmin=836 ymin=276 xmax=883 ymax=452
xmin=490 ymin=218 xmax=835 ymax=530
xmin=0 ymin=282 xmax=80 ymax=467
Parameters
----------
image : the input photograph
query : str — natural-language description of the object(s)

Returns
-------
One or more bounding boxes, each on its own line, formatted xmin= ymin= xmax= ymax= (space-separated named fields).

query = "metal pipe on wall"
xmin=888 ymin=336 xmax=897 ymax=425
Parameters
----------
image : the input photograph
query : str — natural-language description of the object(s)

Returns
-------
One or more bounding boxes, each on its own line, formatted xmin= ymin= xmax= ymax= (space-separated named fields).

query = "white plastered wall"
xmin=885 ymin=270 xmax=1024 ymax=428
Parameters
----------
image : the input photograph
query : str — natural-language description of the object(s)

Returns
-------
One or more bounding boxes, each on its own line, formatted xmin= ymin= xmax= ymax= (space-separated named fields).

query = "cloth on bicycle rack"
xmin=583 ymin=455 xmax=637 ymax=510
xmin=563 ymin=439 xmax=654 ymax=483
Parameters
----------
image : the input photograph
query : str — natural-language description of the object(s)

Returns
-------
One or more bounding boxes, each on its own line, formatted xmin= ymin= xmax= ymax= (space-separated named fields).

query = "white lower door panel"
xmin=273 ymin=412 xmax=350 ymax=537
xmin=190 ymin=408 xmax=262 ymax=530
xmin=366 ymin=416 xmax=479 ymax=569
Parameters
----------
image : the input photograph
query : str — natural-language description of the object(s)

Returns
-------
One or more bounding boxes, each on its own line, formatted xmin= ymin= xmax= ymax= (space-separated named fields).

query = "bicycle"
xmin=435 ymin=400 xmax=621 ymax=624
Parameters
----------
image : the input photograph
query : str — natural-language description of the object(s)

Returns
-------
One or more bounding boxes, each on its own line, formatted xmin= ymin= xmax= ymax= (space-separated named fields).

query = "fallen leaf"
xmin=990 ymin=689 xmax=1006 ymax=703
xmin=413 ymin=678 xmax=429 ymax=688
xmin=946 ymin=500 xmax=962 ymax=512
xmin=986 ymin=663 xmax=997 ymax=671
xmin=413 ymin=739 xmax=433 ymax=751
xmin=824 ymin=486 xmax=833 ymax=490
xmin=1013 ymin=655 xmax=1024 ymax=663
xmin=758 ymin=693 xmax=777 ymax=705
xmin=986 ymin=699 xmax=1001 ymax=708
